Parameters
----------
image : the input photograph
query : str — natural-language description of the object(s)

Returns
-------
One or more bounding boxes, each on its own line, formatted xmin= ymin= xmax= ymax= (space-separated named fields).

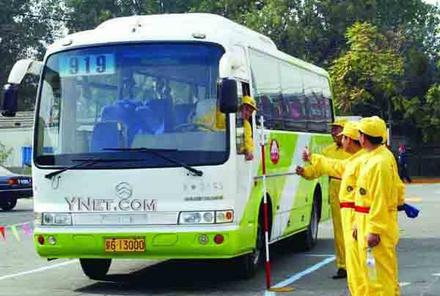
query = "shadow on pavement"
xmin=75 ymin=238 xmax=336 ymax=295
xmin=0 ymin=209 xmax=32 ymax=213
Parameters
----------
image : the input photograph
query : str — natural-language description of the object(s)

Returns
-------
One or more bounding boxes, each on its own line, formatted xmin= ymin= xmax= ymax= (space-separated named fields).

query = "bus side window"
xmin=236 ymin=82 xmax=251 ymax=154
xmin=283 ymin=95 xmax=307 ymax=131
xmin=256 ymin=95 xmax=275 ymax=128
xmin=308 ymin=93 xmax=328 ymax=132
xmin=322 ymin=81 xmax=334 ymax=132
xmin=324 ymin=97 xmax=333 ymax=132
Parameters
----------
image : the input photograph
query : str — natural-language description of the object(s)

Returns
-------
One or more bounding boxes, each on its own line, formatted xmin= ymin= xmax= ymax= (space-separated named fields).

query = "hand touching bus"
xmin=302 ymin=146 xmax=312 ymax=162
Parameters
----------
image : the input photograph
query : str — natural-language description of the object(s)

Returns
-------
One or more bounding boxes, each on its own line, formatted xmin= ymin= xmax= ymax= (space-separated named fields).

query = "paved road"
xmin=0 ymin=197 xmax=33 ymax=226
xmin=0 ymin=184 xmax=439 ymax=295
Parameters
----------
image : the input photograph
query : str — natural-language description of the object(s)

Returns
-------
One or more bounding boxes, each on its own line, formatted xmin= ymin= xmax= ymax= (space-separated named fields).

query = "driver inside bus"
xmin=240 ymin=96 xmax=257 ymax=161
xmin=192 ymin=99 xmax=226 ymax=131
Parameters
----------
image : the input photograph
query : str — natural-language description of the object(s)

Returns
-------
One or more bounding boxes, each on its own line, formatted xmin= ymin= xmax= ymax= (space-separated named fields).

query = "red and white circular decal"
xmin=270 ymin=139 xmax=280 ymax=164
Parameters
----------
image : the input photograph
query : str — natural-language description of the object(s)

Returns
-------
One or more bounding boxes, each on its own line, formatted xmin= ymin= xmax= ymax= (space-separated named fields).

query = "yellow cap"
xmin=338 ymin=121 xmax=360 ymax=140
xmin=330 ymin=118 xmax=348 ymax=128
xmin=241 ymin=96 xmax=257 ymax=110
xmin=358 ymin=116 xmax=386 ymax=138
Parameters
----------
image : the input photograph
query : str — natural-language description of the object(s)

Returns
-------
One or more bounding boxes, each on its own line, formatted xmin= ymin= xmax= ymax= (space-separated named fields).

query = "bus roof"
xmin=47 ymin=13 xmax=328 ymax=77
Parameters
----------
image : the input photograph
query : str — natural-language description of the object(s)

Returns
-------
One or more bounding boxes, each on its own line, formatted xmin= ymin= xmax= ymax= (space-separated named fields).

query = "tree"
xmin=329 ymin=22 xmax=404 ymax=116
xmin=192 ymin=0 xmax=256 ymax=20
xmin=59 ymin=0 xmax=440 ymax=143
xmin=0 ymin=0 xmax=64 ymax=110
xmin=63 ymin=0 xmax=200 ymax=32
xmin=401 ymin=66 xmax=440 ymax=143
xmin=0 ymin=142 xmax=12 ymax=165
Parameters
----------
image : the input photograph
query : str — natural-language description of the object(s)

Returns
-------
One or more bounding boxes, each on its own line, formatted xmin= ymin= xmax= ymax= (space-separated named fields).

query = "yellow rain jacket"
xmin=194 ymin=108 xmax=226 ymax=131
xmin=307 ymin=143 xmax=350 ymax=270
xmin=243 ymin=119 xmax=253 ymax=155
xmin=303 ymin=149 xmax=367 ymax=296
xmin=354 ymin=145 xmax=402 ymax=296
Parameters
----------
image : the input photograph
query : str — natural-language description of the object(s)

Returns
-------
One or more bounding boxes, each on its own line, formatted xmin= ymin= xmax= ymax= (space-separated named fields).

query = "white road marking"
xmin=265 ymin=255 xmax=335 ymax=295
xmin=433 ymin=273 xmax=440 ymax=277
xmin=0 ymin=260 xmax=76 ymax=281
xmin=399 ymin=282 xmax=411 ymax=287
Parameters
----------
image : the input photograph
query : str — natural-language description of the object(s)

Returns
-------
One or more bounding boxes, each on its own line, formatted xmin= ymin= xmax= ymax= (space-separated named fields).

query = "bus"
xmin=1 ymin=13 xmax=333 ymax=279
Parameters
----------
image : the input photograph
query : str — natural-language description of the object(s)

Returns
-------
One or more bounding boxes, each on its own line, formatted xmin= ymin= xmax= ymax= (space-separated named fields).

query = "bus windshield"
xmin=35 ymin=43 xmax=227 ymax=169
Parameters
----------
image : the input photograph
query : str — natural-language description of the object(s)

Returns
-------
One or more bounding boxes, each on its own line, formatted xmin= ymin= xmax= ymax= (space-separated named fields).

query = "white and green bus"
xmin=2 ymin=13 xmax=333 ymax=279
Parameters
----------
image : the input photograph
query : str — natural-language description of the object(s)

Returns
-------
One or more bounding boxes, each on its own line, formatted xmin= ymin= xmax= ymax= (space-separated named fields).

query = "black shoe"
xmin=332 ymin=268 xmax=347 ymax=279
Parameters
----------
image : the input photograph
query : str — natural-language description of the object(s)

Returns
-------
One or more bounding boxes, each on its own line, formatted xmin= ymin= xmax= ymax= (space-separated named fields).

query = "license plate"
xmin=104 ymin=238 xmax=145 ymax=252
xmin=18 ymin=179 xmax=30 ymax=185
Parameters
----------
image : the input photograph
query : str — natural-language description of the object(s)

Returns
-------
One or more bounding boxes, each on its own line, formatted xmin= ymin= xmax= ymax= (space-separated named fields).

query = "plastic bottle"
xmin=366 ymin=247 xmax=378 ymax=281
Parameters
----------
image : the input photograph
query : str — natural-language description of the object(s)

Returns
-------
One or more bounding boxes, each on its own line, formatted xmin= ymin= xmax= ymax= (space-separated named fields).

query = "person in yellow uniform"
xmin=320 ymin=118 xmax=351 ymax=278
xmin=193 ymin=101 xmax=226 ymax=131
xmin=240 ymin=96 xmax=257 ymax=161
xmin=354 ymin=116 xmax=402 ymax=296
xmin=296 ymin=121 xmax=368 ymax=295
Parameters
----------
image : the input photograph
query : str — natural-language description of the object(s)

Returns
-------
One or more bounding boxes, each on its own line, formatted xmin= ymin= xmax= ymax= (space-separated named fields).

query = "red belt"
xmin=340 ymin=202 xmax=355 ymax=209
xmin=354 ymin=205 xmax=370 ymax=214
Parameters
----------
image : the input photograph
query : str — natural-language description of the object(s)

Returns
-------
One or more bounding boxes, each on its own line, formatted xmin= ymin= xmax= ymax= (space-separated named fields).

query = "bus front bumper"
xmin=34 ymin=224 xmax=254 ymax=260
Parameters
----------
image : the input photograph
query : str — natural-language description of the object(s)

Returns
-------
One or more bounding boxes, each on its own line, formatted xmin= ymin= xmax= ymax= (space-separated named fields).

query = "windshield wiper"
xmin=44 ymin=157 xmax=135 ymax=180
xmin=104 ymin=148 xmax=203 ymax=177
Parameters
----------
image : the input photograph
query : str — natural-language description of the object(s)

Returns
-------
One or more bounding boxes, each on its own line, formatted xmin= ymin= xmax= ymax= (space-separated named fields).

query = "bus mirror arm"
xmin=218 ymin=78 xmax=238 ymax=114
xmin=7 ymin=59 xmax=43 ymax=85
xmin=1 ymin=59 xmax=43 ymax=117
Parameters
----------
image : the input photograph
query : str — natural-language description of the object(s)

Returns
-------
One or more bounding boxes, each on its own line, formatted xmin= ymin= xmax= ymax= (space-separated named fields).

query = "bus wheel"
xmin=80 ymin=259 xmax=111 ymax=280
xmin=235 ymin=220 xmax=264 ymax=279
xmin=0 ymin=196 xmax=17 ymax=211
xmin=296 ymin=198 xmax=319 ymax=251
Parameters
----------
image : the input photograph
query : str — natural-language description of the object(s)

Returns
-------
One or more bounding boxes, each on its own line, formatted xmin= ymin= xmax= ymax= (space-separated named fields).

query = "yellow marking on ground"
xmin=405 ymin=197 xmax=422 ymax=203
xmin=269 ymin=286 xmax=296 ymax=292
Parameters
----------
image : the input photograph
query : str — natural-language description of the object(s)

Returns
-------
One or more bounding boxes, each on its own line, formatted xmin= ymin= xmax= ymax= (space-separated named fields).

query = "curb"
xmin=410 ymin=178 xmax=440 ymax=184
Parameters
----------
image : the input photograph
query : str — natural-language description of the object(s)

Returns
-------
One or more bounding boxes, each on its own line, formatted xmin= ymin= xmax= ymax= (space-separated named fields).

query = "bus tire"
xmin=0 ymin=196 xmax=17 ymax=211
xmin=296 ymin=196 xmax=319 ymax=251
xmin=80 ymin=259 xmax=111 ymax=280
xmin=235 ymin=219 xmax=264 ymax=279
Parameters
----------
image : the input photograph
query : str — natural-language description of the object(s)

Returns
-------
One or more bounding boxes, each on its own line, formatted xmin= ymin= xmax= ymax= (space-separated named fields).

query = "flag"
xmin=22 ymin=223 xmax=33 ymax=236
xmin=10 ymin=225 xmax=20 ymax=241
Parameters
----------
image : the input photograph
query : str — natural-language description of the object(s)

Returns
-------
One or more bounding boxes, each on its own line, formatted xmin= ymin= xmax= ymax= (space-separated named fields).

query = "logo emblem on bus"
xmin=115 ymin=182 xmax=133 ymax=199
xmin=270 ymin=139 xmax=280 ymax=164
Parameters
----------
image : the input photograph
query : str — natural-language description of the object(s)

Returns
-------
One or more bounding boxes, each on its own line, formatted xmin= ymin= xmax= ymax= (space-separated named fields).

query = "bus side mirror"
xmin=1 ymin=84 xmax=18 ymax=117
xmin=218 ymin=78 xmax=238 ymax=113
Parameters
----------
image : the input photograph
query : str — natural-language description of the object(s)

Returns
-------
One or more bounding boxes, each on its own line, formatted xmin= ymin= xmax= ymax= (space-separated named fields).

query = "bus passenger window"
xmin=256 ymin=95 xmax=275 ymax=128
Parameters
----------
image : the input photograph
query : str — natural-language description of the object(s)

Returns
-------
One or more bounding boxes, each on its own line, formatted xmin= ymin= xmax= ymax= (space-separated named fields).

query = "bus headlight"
xmin=42 ymin=213 xmax=72 ymax=226
xmin=179 ymin=211 xmax=212 ymax=224
xmin=178 ymin=210 xmax=233 ymax=224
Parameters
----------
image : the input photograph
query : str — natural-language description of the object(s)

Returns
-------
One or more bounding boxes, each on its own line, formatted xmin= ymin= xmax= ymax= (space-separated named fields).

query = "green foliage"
xmin=63 ymin=0 xmax=202 ymax=32
xmin=403 ymin=84 xmax=440 ymax=142
xmin=242 ymin=1 xmax=300 ymax=57
xmin=0 ymin=0 xmax=64 ymax=110
xmin=0 ymin=142 xmax=13 ymax=165
xmin=329 ymin=22 xmax=404 ymax=113
xmin=1 ymin=0 xmax=439 ymax=142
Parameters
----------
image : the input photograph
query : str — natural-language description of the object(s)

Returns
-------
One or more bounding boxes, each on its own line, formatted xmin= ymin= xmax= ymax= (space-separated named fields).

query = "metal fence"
xmin=406 ymin=145 xmax=440 ymax=177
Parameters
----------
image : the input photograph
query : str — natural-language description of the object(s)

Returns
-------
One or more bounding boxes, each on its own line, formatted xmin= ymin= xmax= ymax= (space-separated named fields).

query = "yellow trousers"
xmin=330 ymin=181 xmax=345 ymax=270
xmin=357 ymin=213 xmax=400 ymax=296
xmin=341 ymin=208 xmax=366 ymax=296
